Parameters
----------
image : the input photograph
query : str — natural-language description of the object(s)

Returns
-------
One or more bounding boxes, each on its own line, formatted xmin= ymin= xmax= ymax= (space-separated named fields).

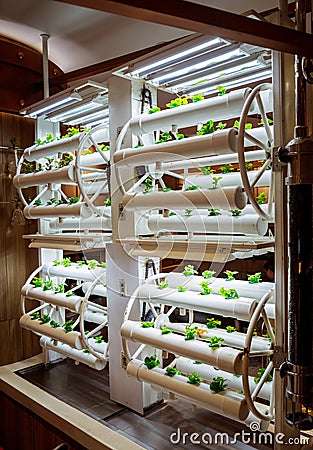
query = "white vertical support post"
xmin=272 ymin=4 xmax=300 ymax=448
xmin=40 ymin=33 xmax=50 ymax=99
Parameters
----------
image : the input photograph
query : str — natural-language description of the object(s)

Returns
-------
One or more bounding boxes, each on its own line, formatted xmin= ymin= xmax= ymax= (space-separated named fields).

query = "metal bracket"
xmin=273 ymin=345 xmax=288 ymax=368
xmin=119 ymin=279 xmax=126 ymax=297
xmin=273 ymin=146 xmax=288 ymax=171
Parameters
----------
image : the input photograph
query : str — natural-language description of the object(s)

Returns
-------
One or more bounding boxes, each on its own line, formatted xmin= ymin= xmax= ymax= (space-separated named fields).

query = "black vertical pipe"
xmin=289 ymin=184 xmax=313 ymax=366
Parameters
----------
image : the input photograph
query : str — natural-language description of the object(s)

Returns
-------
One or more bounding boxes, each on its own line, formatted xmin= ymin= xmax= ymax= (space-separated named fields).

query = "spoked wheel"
xmin=242 ymin=289 xmax=275 ymax=421
xmin=76 ymin=124 xmax=110 ymax=216
xmin=237 ymin=83 xmax=274 ymax=221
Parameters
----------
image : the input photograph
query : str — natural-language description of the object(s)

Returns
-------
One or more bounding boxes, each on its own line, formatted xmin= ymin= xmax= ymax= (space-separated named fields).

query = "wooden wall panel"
xmin=0 ymin=112 xmax=41 ymax=364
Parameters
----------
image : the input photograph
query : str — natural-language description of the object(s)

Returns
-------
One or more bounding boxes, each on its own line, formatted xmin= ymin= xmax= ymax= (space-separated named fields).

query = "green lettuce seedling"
xmin=219 ymin=287 xmax=239 ymax=299
xmin=31 ymin=277 xmax=44 ymax=288
xmin=210 ymin=377 xmax=228 ymax=393
xmin=226 ymin=326 xmax=237 ymax=333
xmin=144 ymin=355 xmax=160 ymax=369
xmin=247 ymin=272 xmax=262 ymax=284
xmin=158 ymin=280 xmax=169 ymax=289
xmin=202 ymin=270 xmax=215 ymax=279
xmin=206 ymin=318 xmax=221 ymax=329
xmin=177 ymin=285 xmax=188 ymax=292
xmin=199 ymin=281 xmax=213 ymax=295
xmin=207 ymin=336 xmax=224 ymax=348
xmin=187 ymin=372 xmax=203 ymax=386
xmin=182 ymin=265 xmax=198 ymax=276
xmin=254 ymin=367 xmax=273 ymax=384
xmin=185 ymin=326 xmax=198 ymax=340
xmin=141 ymin=322 xmax=154 ymax=328
xmin=161 ymin=325 xmax=172 ymax=335
xmin=224 ymin=270 xmax=238 ymax=281
xmin=165 ymin=366 xmax=181 ymax=377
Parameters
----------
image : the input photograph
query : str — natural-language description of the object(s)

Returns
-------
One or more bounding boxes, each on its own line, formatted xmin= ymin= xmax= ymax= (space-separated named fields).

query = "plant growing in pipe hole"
xmin=236 ymin=390 xmax=244 ymax=395
xmin=219 ymin=287 xmax=239 ymax=299
xmin=105 ymin=198 xmax=111 ymax=206
xmin=226 ymin=325 xmax=237 ymax=333
xmin=155 ymin=131 xmax=172 ymax=144
xmin=168 ymin=211 xmax=176 ymax=216
xmin=185 ymin=326 xmax=198 ymax=340
xmin=187 ymin=372 xmax=204 ymax=386
xmin=54 ymin=283 xmax=66 ymax=294
xmin=208 ymin=208 xmax=222 ymax=216
xmin=162 ymin=187 xmax=172 ymax=192
xmin=158 ymin=279 xmax=169 ymax=289
xmin=94 ymin=335 xmax=104 ymax=344
xmin=258 ymin=117 xmax=273 ymax=127
xmin=31 ymin=277 xmax=44 ymax=288
xmin=165 ymin=366 xmax=181 ymax=377
xmin=246 ymin=162 xmax=254 ymax=171
xmin=82 ymin=149 xmax=93 ymax=155
xmin=192 ymin=93 xmax=205 ymax=102
xmin=254 ymin=367 xmax=273 ymax=384
xmin=197 ymin=120 xmax=215 ymax=135
xmin=234 ymin=120 xmax=252 ymax=130
xmin=42 ymin=280 xmax=54 ymax=291
xmin=53 ymin=259 xmax=62 ymax=266
xmin=34 ymin=199 xmax=42 ymax=206
xmin=216 ymin=121 xmax=227 ymax=130
xmin=247 ymin=272 xmax=262 ymax=284
xmin=193 ymin=361 xmax=202 ymax=365
xmin=148 ymin=106 xmax=161 ymax=114
xmin=83 ymin=349 xmax=90 ymax=354
xmin=206 ymin=336 xmax=225 ymax=349
xmin=184 ymin=209 xmax=193 ymax=216
xmin=44 ymin=157 xmax=56 ymax=171
xmin=68 ymin=197 xmax=79 ymax=204
xmin=166 ymin=96 xmax=190 ymax=108
xmin=220 ymin=163 xmax=235 ymax=174
xmin=199 ymin=281 xmax=213 ymax=295
xmin=58 ymin=153 xmax=74 ymax=168
xmin=210 ymin=377 xmax=229 ymax=393
xmin=202 ymin=270 xmax=216 ymax=279
xmin=206 ymin=317 xmax=221 ymax=329
xmin=141 ymin=321 xmax=154 ymax=328
xmin=39 ymin=314 xmax=51 ymax=324
xmin=99 ymin=262 xmax=106 ymax=269
xmin=256 ymin=191 xmax=267 ymax=204
xmin=177 ymin=285 xmax=188 ymax=293
xmin=66 ymin=291 xmax=75 ymax=297
xmin=76 ymin=260 xmax=87 ymax=268
xmin=87 ymin=259 xmax=99 ymax=270
xmin=50 ymin=320 xmax=61 ymax=328
xmin=62 ymin=257 xmax=72 ymax=267
xmin=47 ymin=198 xmax=63 ymax=206
xmin=143 ymin=177 xmax=153 ymax=193
xmin=185 ymin=185 xmax=199 ymax=191
xmin=144 ymin=355 xmax=160 ymax=370
xmin=99 ymin=144 xmax=110 ymax=152
xmin=30 ymin=312 xmax=40 ymax=320
xmin=182 ymin=265 xmax=198 ymax=276
xmin=198 ymin=166 xmax=214 ymax=175
xmin=216 ymin=85 xmax=227 ymax=96
xmin=161 ymin=325 xmax=173 ymax=335
xmin=209 ymin=176 xmax=222 ymax=190
xmin=63 ymin=320 xmax=74 ymax=333
xmin=224 ymin=270 xmax=238 ymax=281
xmin=229 ymin=209 xmax=242 ymax=216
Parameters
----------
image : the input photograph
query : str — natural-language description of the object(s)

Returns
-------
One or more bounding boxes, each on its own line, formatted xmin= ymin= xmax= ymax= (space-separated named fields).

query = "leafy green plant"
xmin=234 ymin=120 xmax=253 ymax=130
xmin=46 ymin=198 xmax=59 ymax=206
xmin=208 ymin=208 xmax=222 ymax=216
xmin=192 ymin=93 xmax=204 ymax=102
xmin=206 ymin=317 xmax=221 ymax=329
xmin=31 ymin=277 xmax=44 ymax=288
xmin=165 ymin=366 xmax=181 ymax=377
xmin=30 ymin=312 xmax=40 ymax=320
xmin=197 ymin=120 xmax=215 ymax=135
xmin=53 ymin=259 xmax=61 ymax=266
xmin=143 ymin=177 xmax=153 ymax=193
xmin=182 ymin=265 xmax=198 ymax=276
xmin=105 ymin=198 xmax=111 ymax=206
xmin=87 ymin=260 xmax=99 ymax=270
xmin=187 ymin=372 xmax=203 ymax=386
xmin=62 ymin=127 xmax=80 ymax=139
xmin=95 ymin=335 xmax=104 ymax=343
xmin=210 ymin=376 xmax=228 ymax=393
xmin=207 ymin=336 xmax=224 ymax=348
xmin=155 ymin=131 xmax=173 ymax=144
xmin=254 ymin=367 xmax=273 ymax=384
xmin=210 ymin=176 xmax=222 ymax=189
xmin=44 ymin=157 xmax=55 ymax=171
xmin=34 ymin=199 xmax=42 ymax=206
xmin=193 ymin=361 xmax=202 ymax=365
xmin=21 ymin=161 xmax=36 ymax=174
xmin=256 ymin=192 xmax=267 ymax=204
xmin=184 ymin=209 xmax=193 ymax=216
xmin=141 ymin=321 xmax=154 ymax=328
xmin=39 ymin=314 xmax=51 ymax=324
xmin=199 ymin=281 xmax=213 ymax=295
xmin=58 ymin=154 xmax=74 ymax=168
xmin=66 ymin=291 xmax=75 ymax=297
xmin=219 ymin=287 xmax=239 ymax=299
xmin=166 ymin=96 xmax=189 ymax=108
xmin=185 ymin=326 xmax=198 ymax=340
xmin=224 ymin=270 xmax=238 ymax=281
xmin=177 ymin=285 xmax=188 ymax=292
xmin=144 ymin=355 xmax=160 ymax=369
xmin=226 ymin=326 xmax=237 ymax=333
xmin=76 ymin=260 xmax=86 ymax=268
xmin=148 ymin=106 xmax=161 ymax=114
xmin=229 ymin=209 xmax=242 ymax=216
xmin=202 ymin=270 xmax=215 ymax=279
xmin=220 ymin=163 xmax=234 ymax=174
xmin=161 ymin=325 xmax=173 ymax=335
xmin=158 ymin=280 xmax=169 ymax=289
xmin=54 ymin=283 xmax=66 ymax=294
xmin=216 ymin=85 xmax=227 ymax=96
xmin=246 ymin=162 xmax=254 ymax=171
xmin=216 ymin=122 xmax=227 ymax=130
xmin=247 ymin=272 xmax=262 ymax=284
xmin=100 ymin=262 xmax=106 ymax=269
xmin=185 ymin=185 xmax=199 ymax=191
xmin=199 ymin=166 xmax=214 ymax=175
xmin=168 ymin=212 xmax=176 ymax=216
xmin=43 ymin=280 xmax=54 ymax=291
xmin=258 ymin=118 xmax=273 ymax=127
xmin=99 ymin=144 xmax=110 ymax=152
xmin=162 ymin=187 xmax=172 ymax=192
xmin=50 ymin=320 xmax=61 ymax=328
xmin=63 ymin=320 xmax=74 ymax=333
xmin=68 ymin=197 xmax=79 ymax=204
xmin=61 ymin=257 xmax=72 ymax=267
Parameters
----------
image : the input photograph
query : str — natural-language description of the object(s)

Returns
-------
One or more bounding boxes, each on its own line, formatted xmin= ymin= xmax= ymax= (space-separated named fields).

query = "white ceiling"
xmin=0 ymin=0 xmax=284 ymax=73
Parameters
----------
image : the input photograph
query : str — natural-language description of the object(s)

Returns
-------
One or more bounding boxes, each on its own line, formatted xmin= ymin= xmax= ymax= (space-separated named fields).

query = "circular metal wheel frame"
xmin=237 ymin=83 xmax=274 ymax=221
xmin=21 ymin=266 xmax=108 ymax=361
xmin=242 ymin=289 xmax=275 ymax=421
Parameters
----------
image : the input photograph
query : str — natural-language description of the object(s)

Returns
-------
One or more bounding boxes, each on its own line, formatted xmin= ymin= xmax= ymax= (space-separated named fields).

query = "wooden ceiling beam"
xmin=53 ymin=0 xmax=313 ymax=57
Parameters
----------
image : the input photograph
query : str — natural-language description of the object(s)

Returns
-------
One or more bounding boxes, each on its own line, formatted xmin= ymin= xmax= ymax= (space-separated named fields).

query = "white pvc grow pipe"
xmin=40 ymin=336 xmax=107 ymax=370
xmin=49 ymin=216 xmax=112 ymax=232
xmin=129 ymin=88 xmax=252 ymax=135
xmin=185 ymin=169 xmax=271 ymax=190
xmin=137 ymin=284 xmax=257 ymax=321
xmin=84 ymin=310 xmax=107 ymax=324
xmin=21 ymin=284 xmax=82 ymax=313
xmin=175 ymin=357 xmax=272 ymax=401
xmin=13 ymin=165 xmax=76 ymax=188
xmin=79 ymin=151 xmax=109 ymax=167
xmin=80 ymin=180 xmax=108 ymax=195
xmin=20 ymin=314 xmax=83 ymax=349
xmin=127 ymin=359 xmax=249 ymax=421
xmin=24 ymin=133 xmax=84 ymax=161
xmin=42 ymin=263 xmax=106 ymax=283
xmin=114 ymin=129 xmax=237 ymax=167
xmin=121 ymin=320 xmax=242 ymax=374
xmin=123 ymin=186 xmax=247 ymax=211
xmin=147 ymin=214 xmax=268 ymax=236
xmin=82 ymin=282 xmax=107 ymax=297
xmin=23 ymin=202 xmax=92 ymax=219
